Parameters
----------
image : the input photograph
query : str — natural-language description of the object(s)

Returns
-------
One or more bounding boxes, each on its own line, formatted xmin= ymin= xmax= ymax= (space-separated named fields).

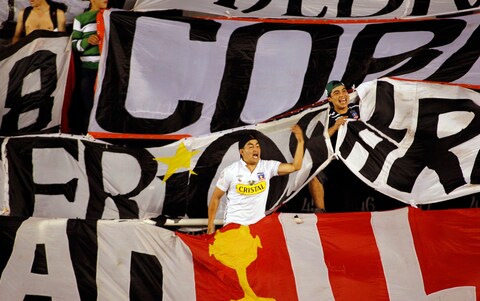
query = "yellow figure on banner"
xmin=209 ymin=226 xmax=276 ymax=301
xmin=154 ymin=142 xmax=199 ymax=182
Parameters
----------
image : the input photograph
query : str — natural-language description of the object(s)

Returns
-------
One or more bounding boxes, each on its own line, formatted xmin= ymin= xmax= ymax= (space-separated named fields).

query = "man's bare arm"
xmin=207 ymin=187 xmax=225 ymax=234
xmin=278 ymin=124 xmax=304 ymax=176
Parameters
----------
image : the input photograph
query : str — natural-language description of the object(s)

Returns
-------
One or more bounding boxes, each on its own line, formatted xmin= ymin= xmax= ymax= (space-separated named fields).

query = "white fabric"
xmin=217 ymin=159 xmax=280 ymax=225
xmin=133 ymin=0 xmax=479 ymax=19
xmin=0 ymin=35 xmax=70 ymax=133
xmin=279 ymin=213 xmax=335 ymax=301
xmin=91 ymin=11 xmax=480 ymax=135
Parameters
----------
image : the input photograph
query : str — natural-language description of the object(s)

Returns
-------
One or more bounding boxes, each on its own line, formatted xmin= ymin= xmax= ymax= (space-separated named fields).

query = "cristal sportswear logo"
xmin=236 ymin=181 xmax=266 ymax=195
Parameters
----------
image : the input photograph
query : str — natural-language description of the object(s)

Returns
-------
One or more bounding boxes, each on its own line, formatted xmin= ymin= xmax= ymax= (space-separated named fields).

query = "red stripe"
xmin=409 ymin=208 xmax=480 ymax=298
xmin=317 ymin=212 xmax=389 ymax=301
xmin=179 ymin=224 xmax=243 ymax=301
xmin=248 ymin=215 xmax=299 ymax=301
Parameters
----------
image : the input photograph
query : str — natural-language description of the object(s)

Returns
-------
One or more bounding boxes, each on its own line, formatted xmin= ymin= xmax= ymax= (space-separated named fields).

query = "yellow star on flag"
xmin=154 ymin=142 xmax=200 ymax=182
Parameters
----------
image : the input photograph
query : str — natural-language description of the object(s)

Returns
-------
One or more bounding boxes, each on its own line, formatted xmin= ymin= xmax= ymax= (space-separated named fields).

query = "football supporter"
xmin=12 ymin=0 xmax=66 ymax=44
xmin=207 ymin=125 xmax=305 ymax=234
xmin=308 ymin=80 xmax=360 ymax=212
xmin=71 ymin=0 xmax=108 ymax=134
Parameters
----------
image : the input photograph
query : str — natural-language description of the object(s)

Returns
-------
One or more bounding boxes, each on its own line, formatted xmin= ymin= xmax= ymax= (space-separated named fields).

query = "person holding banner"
xmin=308 ymin=80 xmax=360 ymax=212
xmin=207 ymin=125 xmax=305 ymax=234
xmin=71 ymin=0 xmax=108 ymax=134
xmin=12 ymin=0 xmax=66 ymax=44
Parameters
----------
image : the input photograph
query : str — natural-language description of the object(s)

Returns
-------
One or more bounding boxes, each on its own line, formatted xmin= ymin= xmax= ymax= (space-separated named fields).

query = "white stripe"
xmin=372 ymin=208 xmax=427 ymax=301
xmin=372 ymin=208 xmax=477 ymax=301
xmin=72 ymin=19 xmax=81 ymax=31
xmin=82 ymin=23 xmax=98 ymax=33
xmin=427 ymin=287 xmax=476 ymax=301
xmin=75 ymin=40 xmax=84 ymax=52
xmin=279 ymin=213 xmax=335 ymax=301
xmin=80 ymin=56 xmax=100 ymax=63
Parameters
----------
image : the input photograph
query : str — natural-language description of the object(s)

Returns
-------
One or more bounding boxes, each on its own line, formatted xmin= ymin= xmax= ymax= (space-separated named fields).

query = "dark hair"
xmin=238 ymin=134 xmax=258 ymax=150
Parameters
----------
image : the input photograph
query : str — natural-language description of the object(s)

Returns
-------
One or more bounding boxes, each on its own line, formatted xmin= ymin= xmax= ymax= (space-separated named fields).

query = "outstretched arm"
xmin=57 ymin=9 xmax=66 ymax=32
xmin=328 ymin=116 xmax=347 ymax=137
xmin=207 ymin=187 xmax=225 ymax=234
xmin=278 ymin=124 xmax=304 ymax=176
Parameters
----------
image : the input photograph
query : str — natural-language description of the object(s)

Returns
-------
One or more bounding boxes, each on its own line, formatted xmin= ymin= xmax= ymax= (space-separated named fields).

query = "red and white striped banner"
xmin=0 ymin=207 xmax=478 ymax=300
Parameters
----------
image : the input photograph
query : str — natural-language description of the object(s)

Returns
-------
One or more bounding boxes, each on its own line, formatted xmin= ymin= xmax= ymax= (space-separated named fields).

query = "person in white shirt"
xmin=207 ymin=124 xmax=305 ymax=234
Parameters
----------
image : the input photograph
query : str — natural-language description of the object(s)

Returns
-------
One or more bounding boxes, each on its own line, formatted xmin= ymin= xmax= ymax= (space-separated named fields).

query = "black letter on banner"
xmin=213 ymin=0 xmax=238 ymax=9
xmin=367 ymin=80 xmax=408 ymax=143
xmin=96 ymin=12 xmax=218 ymax=134
xmin=83 ymin=141 xmax=157 ymax=219
xmin=338 ymin=0 xmax=404 ymax=17
xmin=408 ymin=0 xmax=430 ymax=16
xmin=211 ymin=23 xmax=343 ymax=132
xmin=130 ymin=251 xmax=163 ymax=301
xmin=0 ymin=217 xmax=25 ymax=275
xmin=67 ymin=219 xmax=98 ymax=301
xmin=388 ymin=98 xmax=480 ymax=193
xmin=339 ymin=81 xmax=409 ymax=182
xmin=184 ymin=130 xmax=288 ymax=218
xmin=285 ymin=0 xmax=328 ymax=17
xmin=338 ymin=122 xmax=398 ymax=183
xmin=24 ymin=244 xmax=51 ymax=300
xmin=427 ymin=24 xmax=480 ymax=82
xmin=3 ymin=50 xmax=56 ymax=134
xmin=344 ymin=19 xmax=466 ymax=87
xmin=6 ymin=137 xmax=79 ymax=217
xmin=455 ymin=0 xmax=480 ymax=9
xmin=243 ymin=0 xmax=271 ymax=14
xmin=31 ymin=244 xmax=48 ymax=274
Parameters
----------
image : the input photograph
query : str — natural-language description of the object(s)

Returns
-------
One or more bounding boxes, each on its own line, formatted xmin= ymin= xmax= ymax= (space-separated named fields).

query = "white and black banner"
xmin=0 ymin=31 xmax=71 ymax=135
xmin=336 ymin=77 xmax=480 ymax=205
xmin=2 ymin=77 xmax=478 ymax=218
xmin=133 ymin=0 xmax=480 ymax=19
xmin=90 ymin=10 xmax=480 ymax=136
xmin=3 ymin=104 xmax=331 ymax=219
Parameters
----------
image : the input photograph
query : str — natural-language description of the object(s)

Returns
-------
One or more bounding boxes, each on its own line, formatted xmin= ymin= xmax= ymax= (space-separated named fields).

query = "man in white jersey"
xmin=207 ymin=124 xmax=304 ymax=234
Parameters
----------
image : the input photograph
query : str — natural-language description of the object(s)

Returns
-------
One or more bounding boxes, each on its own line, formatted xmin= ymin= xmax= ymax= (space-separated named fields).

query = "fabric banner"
xmin=0 ymin=31 xmax=71 ymax=135
xmin=90 ymin=10 xmax=480 ymax=136
xmin=2 ymin=104 xmax=331 ymax=219
xmin=336 ymin=77 xmax=480 ymax=205
xmin=133 ymin=0 xmax=480 ymax=19
xmin=0 ymin=207 xmax=479 ymax=300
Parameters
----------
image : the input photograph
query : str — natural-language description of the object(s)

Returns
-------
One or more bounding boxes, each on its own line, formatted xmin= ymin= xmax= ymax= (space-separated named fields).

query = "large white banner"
xmin=336 ymin=77 xmax=480 ymax=205
xmin=3 ymin=105 xmax=331 ymax=219
xmin=134 ymin=0 xmax=480 ymax=19
xmin=0 ymin=208 xmax=479 ymax=300
xmin=0 ymin=31 xmax=70 ymax=135
xmin=90 ymin=10 xmax=480 ymax=136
